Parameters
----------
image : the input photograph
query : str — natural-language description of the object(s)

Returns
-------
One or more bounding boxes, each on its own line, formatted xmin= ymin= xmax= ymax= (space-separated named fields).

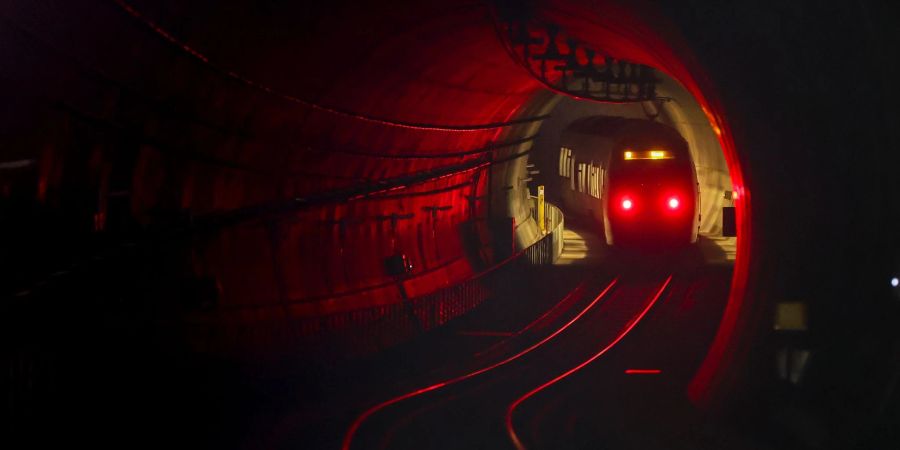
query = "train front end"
xmin=603 ymin=147 xmax=699 ymax=247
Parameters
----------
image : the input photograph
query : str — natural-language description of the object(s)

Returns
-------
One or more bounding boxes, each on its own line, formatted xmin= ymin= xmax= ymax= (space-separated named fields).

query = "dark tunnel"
xmin=2 ymin=1 xmax=899 ymax=449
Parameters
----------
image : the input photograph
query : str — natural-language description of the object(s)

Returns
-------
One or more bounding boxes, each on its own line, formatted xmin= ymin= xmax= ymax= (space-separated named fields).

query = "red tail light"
xmin=621 ymin=198 xmax=633 ymax=210
xmin=667 ymin=197 xmax=680 ymax=209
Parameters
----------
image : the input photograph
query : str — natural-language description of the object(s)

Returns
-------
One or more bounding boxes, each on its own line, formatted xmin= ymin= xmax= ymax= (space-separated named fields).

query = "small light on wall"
xmin=892 ymin=277 xmax=899 ymax=288
xmin=774 ymin=302 xmax=807 ymax=331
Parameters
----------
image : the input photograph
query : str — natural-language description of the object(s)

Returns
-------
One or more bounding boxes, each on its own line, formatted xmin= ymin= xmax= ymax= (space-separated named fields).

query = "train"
xmin=557 ymin=116 xmax=700 ymax=247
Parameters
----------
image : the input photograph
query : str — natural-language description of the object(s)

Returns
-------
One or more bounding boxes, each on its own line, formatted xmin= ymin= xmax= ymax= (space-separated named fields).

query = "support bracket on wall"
xmin=423 ymin=205 xmax=453 ymax=221
xmin=375 ymin=212 xmax=415 ymax=232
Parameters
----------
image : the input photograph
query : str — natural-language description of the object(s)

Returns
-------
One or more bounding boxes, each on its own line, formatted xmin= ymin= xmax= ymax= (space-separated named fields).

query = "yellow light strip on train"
xmin=622 ymin=150 xmax=674 ymax=160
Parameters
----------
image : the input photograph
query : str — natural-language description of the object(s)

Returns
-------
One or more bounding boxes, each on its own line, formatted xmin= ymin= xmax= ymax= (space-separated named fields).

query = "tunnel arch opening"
xmin=480 ymin=0 xmax=753 ymax=408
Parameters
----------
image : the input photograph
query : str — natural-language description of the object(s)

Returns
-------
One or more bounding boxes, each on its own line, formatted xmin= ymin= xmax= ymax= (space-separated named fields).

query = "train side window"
xmin=599 ymin=167 xmax=604 ymax=197
xmin=589 ymin=164 xmax=601 ymax=198
xmin=559 ymin=147 xmax=573 ymax=177
xmin=577 ymin=163 xmax=587 ymax=193
xmin=558 ymin=147 xmax=565 ymax=176
xmin=570 ymin=158 xmax=576 ymax=190
xmin=587 ymin=163 xmax=594 ymax=197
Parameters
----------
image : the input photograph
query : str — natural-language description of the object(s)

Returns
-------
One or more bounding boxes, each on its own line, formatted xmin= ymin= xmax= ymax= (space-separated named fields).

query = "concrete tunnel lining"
xmin=530 ymin=74 xmax=733 ymax=237
xmin=0 ymin=0 xmax=753 ymax=409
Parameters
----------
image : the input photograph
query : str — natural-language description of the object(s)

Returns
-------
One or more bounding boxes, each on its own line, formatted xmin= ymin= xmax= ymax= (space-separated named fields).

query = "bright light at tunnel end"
xmin=892 ymin=277 xmax=899 ymax=288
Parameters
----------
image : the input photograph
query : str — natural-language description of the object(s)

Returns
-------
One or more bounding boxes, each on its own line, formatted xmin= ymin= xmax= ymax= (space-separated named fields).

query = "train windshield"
xmin=609 ymin=149 xmax=692 ymax=185
xmin=623 ymin=149 xmax=674 ymax=160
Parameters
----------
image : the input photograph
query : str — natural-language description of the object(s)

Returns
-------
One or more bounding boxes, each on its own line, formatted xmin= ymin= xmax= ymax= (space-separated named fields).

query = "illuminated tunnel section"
xmin=533 ymin=74 xmax=733 ymax=238
xmin=14 ymin=1 xmax=900 ymax=444
xmin=0 ymin=0 xmax=752 ymax=400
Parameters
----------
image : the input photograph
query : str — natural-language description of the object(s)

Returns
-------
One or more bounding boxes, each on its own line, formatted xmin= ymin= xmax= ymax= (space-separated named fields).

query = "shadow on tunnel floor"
xmin=7 ymin=222 xmax=744 ymax=450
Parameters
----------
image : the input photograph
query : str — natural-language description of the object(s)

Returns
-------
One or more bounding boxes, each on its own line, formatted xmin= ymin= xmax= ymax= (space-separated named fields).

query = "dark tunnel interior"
xmin=2 ymin=1 xmax=900 ymax=449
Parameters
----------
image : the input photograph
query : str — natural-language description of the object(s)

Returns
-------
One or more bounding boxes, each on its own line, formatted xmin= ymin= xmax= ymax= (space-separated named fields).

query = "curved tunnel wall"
xmin=1 ymin=2 xmax=537 ymax=312
xmin=658 ymin=76 xmax=734 ymax=236
xmin=0 ymin=0 xmax=560 ymax=350
xmin=1 ymin=0 xmax=753 ymax=406
xmin=490 ymin=0 xmax=753 ymax=406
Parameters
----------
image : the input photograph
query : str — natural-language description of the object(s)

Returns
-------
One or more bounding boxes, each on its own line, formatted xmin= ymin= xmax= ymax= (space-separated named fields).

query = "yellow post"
xmin=537 ymin=185 xmax=546 ymax=234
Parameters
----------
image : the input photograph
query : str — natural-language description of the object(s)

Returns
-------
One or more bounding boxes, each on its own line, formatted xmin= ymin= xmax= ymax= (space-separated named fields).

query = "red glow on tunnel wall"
xmin=84 ymin=0 xmax=752 ymax=389
xmin=59 ymin=0 xmax=554 ymax=356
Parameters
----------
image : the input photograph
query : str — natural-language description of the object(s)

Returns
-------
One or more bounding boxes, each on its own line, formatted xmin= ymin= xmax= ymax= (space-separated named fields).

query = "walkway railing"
xmin=527 ymin=196 xmax=564 ymax=265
